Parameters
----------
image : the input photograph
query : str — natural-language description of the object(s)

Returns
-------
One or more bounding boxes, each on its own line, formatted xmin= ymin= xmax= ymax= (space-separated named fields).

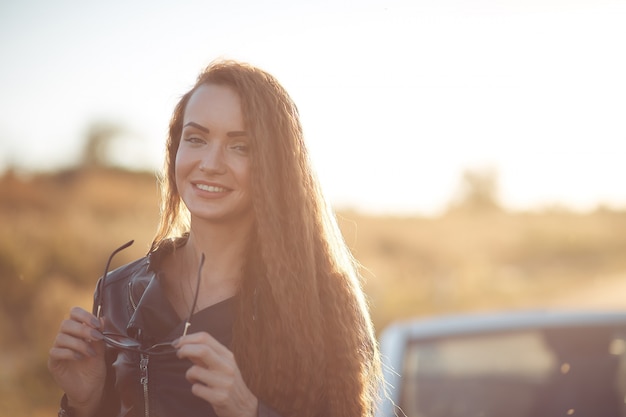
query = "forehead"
xmin=183 ymin=83 xmax=244 ymax=125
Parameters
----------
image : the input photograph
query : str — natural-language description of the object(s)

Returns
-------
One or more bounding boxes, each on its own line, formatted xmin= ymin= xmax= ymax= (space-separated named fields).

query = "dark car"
xmin=377 ymin=310 xmax=626 ymax=417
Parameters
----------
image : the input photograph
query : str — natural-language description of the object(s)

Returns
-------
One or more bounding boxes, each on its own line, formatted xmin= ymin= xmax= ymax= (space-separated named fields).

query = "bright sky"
xmin=1 ymin=0 xmax=625 ymax=215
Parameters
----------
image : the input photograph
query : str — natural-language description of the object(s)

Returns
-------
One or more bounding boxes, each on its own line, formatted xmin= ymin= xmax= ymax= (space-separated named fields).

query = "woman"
xmin=49 ymin=60 xmax=381 ymax=417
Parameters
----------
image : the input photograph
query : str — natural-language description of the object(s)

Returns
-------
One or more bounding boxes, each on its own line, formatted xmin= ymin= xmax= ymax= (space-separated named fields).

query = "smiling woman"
xmin=47 ymin=59 xmax=382 ymax=417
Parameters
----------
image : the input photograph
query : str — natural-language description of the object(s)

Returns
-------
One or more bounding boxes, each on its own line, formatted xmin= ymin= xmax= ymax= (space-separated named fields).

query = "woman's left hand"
xmin=174 ymin=332 xmax=258 ymax=417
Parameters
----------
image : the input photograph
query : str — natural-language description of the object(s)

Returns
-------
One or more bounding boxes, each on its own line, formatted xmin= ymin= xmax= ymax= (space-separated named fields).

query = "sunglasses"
xmin=95 ymin=240 xmax=204 ymax=356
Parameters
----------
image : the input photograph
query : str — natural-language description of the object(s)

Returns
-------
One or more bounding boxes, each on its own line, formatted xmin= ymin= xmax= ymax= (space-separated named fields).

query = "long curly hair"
xmin=151 ymin=60 xmax=381 ymax=417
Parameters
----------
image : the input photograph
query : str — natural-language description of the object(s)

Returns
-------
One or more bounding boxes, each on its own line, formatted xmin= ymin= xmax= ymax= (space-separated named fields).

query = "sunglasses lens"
xmin=103 ymin=333 xmax=142 ymax=351
xmin=103 ymin=332 xmax=177 ymax=355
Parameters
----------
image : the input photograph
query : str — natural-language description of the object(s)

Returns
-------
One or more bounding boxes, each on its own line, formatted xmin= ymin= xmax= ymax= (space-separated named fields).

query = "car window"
xmin=399 ymin=327 xmax=626 ymax=417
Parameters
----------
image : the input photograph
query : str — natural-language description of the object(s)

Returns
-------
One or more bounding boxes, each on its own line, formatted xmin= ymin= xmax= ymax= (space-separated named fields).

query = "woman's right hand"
xmin=48 ymin=306 xmax=107 ymax=415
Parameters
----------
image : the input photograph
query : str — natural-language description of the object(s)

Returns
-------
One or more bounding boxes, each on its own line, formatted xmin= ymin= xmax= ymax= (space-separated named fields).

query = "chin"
xmin=191 ymin=209 xmax=254 ymax=225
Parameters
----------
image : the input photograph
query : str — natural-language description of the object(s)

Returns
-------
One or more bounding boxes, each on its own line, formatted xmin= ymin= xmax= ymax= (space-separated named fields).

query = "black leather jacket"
xmin=58 ymin=248 xmax=281 ymax=417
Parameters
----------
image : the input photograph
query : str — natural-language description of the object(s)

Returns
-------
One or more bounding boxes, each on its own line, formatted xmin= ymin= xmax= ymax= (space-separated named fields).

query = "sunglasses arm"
xmin=181 ymin=253 xmax=205 ymax=338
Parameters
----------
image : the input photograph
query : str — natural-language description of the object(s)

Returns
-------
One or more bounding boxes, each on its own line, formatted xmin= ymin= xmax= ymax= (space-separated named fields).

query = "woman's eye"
xmin=231 ymin=143 xmax=250 ymax=154
xmin=184 ymin=136 xmax=205 ymax=144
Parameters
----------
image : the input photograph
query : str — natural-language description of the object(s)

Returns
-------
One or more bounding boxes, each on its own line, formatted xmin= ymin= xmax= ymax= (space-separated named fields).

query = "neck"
xmin=182 ymin=216 xmax=253 ymax=289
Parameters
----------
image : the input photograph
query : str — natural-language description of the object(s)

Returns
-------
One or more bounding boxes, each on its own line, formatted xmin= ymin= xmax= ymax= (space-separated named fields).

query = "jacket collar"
xmin=126 ymin=236 xmax=189 ymax=344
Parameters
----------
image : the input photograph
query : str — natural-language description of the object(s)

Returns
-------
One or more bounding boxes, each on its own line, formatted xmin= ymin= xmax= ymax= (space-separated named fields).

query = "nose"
xmin=198 ymin=144 xmax=226 ymax=174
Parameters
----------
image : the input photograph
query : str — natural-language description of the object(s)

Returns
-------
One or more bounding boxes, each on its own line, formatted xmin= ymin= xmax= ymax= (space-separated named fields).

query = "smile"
xmin=195 ymin=184 xmax=228 ymax=192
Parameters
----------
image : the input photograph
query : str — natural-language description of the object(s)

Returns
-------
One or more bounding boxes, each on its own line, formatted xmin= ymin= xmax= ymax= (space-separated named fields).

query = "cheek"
xmin=174 ymin=149 xmax=188 ymax=190
xmin=236 ymin=161 xmax=252 ymax=188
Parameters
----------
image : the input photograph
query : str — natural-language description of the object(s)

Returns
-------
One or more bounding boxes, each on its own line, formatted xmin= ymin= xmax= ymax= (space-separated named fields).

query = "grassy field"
xmin=1 ymin=167 xmax=625 ymax=415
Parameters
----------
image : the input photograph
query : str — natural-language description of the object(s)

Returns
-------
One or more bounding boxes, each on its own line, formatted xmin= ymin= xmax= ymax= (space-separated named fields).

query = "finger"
xmin=59 ymin=318 xmax=104 ymax=344
xmin=69 ymin=306 xmax=102 ymax=329
xmin=186 ymin=366 xmax=257 ymax=415
xmin=185 ymin=364 xmax=231 ymax=388
xmin=174 ymin=331 xmax=229 ymax=355
xmin=175 ymin=332 xmax=233 ymax=365
xmin=178 ymin=341 xmax=237 ymax=371
xmin=176 ymin=343 xmax=219 ymax=368
xmin=53 ymin=332 xmax=100 ymax=359
xmin=190 ymin=382 xmax=230 ymax=407
xmin=175 ymin=332 xmax=215 ymax=359
xmin=184 ymin=366 xmax=237 ymax=408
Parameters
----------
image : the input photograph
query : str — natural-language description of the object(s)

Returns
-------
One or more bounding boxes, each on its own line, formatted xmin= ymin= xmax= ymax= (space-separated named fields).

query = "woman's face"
xmin=175 ymin=83 xmax=253 ymax=226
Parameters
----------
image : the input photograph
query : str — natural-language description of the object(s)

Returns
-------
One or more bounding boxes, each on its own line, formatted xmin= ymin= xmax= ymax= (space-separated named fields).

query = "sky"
xmin=1 ymin=0 xmax=625 ymax=215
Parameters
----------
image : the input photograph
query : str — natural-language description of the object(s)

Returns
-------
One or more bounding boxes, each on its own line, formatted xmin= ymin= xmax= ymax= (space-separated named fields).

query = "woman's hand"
xmin=48 ymin=307 xmax=107 ymax=416
xmin=174 ymin=332 xmax=258 ymax=417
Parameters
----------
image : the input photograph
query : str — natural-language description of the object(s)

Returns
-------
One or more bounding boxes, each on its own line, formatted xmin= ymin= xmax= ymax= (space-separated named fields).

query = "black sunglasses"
xmin=95 ymin=240 xmax=204 ymax=356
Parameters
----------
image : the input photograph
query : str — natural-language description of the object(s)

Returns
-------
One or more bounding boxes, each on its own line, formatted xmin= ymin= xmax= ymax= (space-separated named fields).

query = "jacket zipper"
xmin=130 ymin=281 xmax=150 ymax=417
xmin=140 ymin=354 xmax=150 ymax=417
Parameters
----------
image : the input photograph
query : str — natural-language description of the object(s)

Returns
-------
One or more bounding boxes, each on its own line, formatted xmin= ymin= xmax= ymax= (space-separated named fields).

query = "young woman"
xmin=49 ymin=60 xmax=381 ymax=417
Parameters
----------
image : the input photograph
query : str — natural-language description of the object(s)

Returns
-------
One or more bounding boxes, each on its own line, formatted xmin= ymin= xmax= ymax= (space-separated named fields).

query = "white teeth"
xmin=196 ymin=184 xmax=227 ymax=192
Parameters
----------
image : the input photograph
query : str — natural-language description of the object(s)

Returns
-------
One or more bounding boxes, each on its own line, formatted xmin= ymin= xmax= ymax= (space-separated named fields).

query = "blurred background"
xmin=1 ymin=0 xmax=625 ymax=415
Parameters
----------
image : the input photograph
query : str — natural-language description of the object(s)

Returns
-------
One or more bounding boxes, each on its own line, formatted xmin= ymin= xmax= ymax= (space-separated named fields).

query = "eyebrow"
xmin=183 ymin=122 xmax=247 ymax=138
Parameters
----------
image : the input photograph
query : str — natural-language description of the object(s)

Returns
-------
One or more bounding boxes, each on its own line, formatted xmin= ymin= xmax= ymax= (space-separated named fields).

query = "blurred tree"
xmin=449 ymin=167 xmax=502 ymax=213
xmin=81 ymin=121 xmax=126 ymax=168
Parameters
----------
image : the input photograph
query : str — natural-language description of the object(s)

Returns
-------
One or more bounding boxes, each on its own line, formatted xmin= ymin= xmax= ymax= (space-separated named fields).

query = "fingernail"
xmin=74 ymin=352 xmax=85 ymax=360
xmin=90 ymin=329 xmax=104 ymax=340
xmin=87 ymin=346 xmax=97 ymax=357
xmin=91 ymin=317 xmax=101 ymax=328
xmin=171 ymin=337 xmax=180 ymax=347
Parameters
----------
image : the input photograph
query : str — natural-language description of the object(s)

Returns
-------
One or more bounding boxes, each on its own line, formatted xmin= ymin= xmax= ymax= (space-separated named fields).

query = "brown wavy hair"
xmin=151 ymin=59 xmax=381 ymax=417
